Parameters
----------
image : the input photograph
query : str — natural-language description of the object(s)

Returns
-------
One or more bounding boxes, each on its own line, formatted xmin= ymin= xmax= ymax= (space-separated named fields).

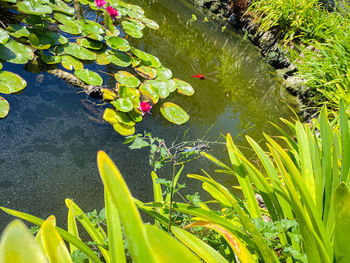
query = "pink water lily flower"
xmin=94 ymin=0 xmax=106 ymax=8
xmin=106 ymin=6 xmax=119 ymax=19
xmin=139 ymin=101 xmax=152 ymax=116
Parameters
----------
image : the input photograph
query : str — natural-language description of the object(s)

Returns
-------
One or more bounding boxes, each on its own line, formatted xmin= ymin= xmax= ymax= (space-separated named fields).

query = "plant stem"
xmin=167 ymin=164 xmax=176 ymax=233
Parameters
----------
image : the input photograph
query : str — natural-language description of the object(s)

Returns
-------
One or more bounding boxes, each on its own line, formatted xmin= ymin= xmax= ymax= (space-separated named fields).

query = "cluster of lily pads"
xmin=0 ymin=0 xmax=194 ymax=135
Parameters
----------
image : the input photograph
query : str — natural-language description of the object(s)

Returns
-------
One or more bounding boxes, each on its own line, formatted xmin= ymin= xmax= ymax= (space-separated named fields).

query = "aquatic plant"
xmin=0 ymin=0 xmax=193 ymax=135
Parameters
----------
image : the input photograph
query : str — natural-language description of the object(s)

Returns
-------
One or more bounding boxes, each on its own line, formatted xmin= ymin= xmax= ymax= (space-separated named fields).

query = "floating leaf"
xmin=135 ymin=66 xmax=157 ymax=79
xmin=122 ymin=20 xmax=143 ymax=38
xmin=131 ymin=48 xmax=151 ymax=62
xmin=77 ymin=38 xmax=103 ymax=50
xmin=0 ymin=39 xmax=34 ymax=64
xmin=113 ymin=123 xmax=135 ymax=136
xmin=103 ymin=108 xmax=135 ymax=126
xmin=105 ymin=36 xmax=130 ymax=52
xmin=61 ymin=55 xmax=83 ymax=70
xmin=28 ymin=30 xmax=68 ymax=47
xmin=63 ymin=42 xmax=97 ymax=60
xmin=80 ymin=19 xmax=104 ymax=35
xmin=7 ymin=24 xmax=30 ymax=38
xmin=75 ymin=69 xmax=103 ymax=86
xmin=160 ymin=102 xmax=189 ymax=125
xmin=96 ymin=52 xmax=111 ymax=65
xmin=29 ymin=33 xmax=51 ymax=49
xmin=147 ymin=54 xmax=161 ymax=68
xmin=164 ymin=79 xmax=176 ymax=92
xmin=59 ymin=19 xmax=82 ymax=35
xmin=50 ymin=0 xmax=74 ymax=15
xmin=40 ymin=51 xmax=61 ymax=64
xmin=139 ymin=83 xmax=159 ymax=103
xmin=144 ymin=80 xmax=170 ymax=99
xmin=54 ymin=12 xmax=73 ymax=23
xmin=140 ymin=17 xmax=159 ymax=30
xmin=108 ymin=51 xmax=132 ymax=67
xmin=157 ymin=66 xmax=172 ymax=80
xmin=111 ymin=98 xmax=134 ymax=112
xmin=128 ymin=110 xmax=142 ymax=122
xmin=24 ymin=15 xmax=45 ymax=26
xmin=174 ymin=78 xmax=194 ymax=96
xmin=0 ymin=71 xmax=27 ymax=94
xmin=114 ymin=71 xmax=140 ymax=88
xmin=86 ymin=33 xmax=104 ymax=41
xmin=0 ymin=28 xmax=9 ymax=44
xmin=0 ymin=96 xmax=9 ymax=119
xmin=131 ymin=57 xmax=141 ymax=67
xmin=101 ymin=89 xmax=117 ymax=100
xmin=17 ymin=0 xmax=52 ymax=15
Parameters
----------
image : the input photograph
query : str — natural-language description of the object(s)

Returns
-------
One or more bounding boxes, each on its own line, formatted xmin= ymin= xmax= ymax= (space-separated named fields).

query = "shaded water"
xmin=0 ymin=0 xmax=295 ymax=229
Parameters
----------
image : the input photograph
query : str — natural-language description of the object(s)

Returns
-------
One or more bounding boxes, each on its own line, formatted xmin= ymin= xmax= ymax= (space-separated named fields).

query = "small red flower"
xmin=94 ymin=0 xmax=106 ymax=8
xmin=106 ymin=6 xmax=119 ymax=19
xmin=191 ymin=73 xmax=206 ymax=79
xmin=139 ymin=101 xmax=152 ymax=115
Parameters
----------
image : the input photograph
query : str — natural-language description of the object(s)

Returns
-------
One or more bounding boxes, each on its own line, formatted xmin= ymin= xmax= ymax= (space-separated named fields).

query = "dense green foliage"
xmin=0 ymin=0 xmax=193 ymax=133
xmin=249 ymin=0 xmax=350 ymax=109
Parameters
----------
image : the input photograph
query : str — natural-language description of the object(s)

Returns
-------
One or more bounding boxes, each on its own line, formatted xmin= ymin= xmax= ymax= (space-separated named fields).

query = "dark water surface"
xmin=0 ymin=0 xmax=295 ymax=229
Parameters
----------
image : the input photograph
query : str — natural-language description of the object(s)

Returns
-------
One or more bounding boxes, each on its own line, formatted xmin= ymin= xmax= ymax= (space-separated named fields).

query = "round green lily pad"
xmin=114 ymin=71 xmax=141 ymax=88
xmin=128 ymin=110 xmax=143 ymax=122
xmin=144 ymin=79 xmax=169 ymax=99
xmin=157 ymin=66 xmax=172 ymax=80
xmin=131 ymin=48 xmax=151 ymax=62
xmin=6 ymin=24 xmax=30 ymax=38
xmin=80 ymin=20 xmax=104 ymax=35
xmin=95 ymin=52 xmax=111 ymax=65
xmin=59 ymin=19 xmax=82 ymax=35
xmin=17 ymin=0 xmax=52 ymax=15
xmin=0 ymin=71 xmax=27 ymax=94
xmin=140 ymin=17 xmax=159 ymax=30
xmin=0 ymin=39 xmax=34 ymax=64
xmin=61 ymin=55 xmax=84 ymax=70
xmin=173 ymin=78 xmax=194 ymax=96
xmin=50 ymin=0 xmax=74 ymax=15
xmin=103 ymin=108 xmax=135 ymax=126
xmin=111 ymin=97 xmax=134 ymax=112
xmin=63 ymin=42 xmax=96 ymax=60
xmin=77 ymin=38 xmax=103 ymax=50
xmin=122 ymin=20 xmax=143 ymax=38
xmin=135 ymin=66 xmax=157 ymax=79
xmin=139 ymin=83 xmax=159 ymax=103
xmin=105 ymin=36 xmax=130 ymax=52
xmin=113 ymin=122 xmax=135 ymax=136
xmin=74 ymin=69 xmax=103 ymax=86
xmin=0 ymin=96 xmax=9 ymax=119
xmin=0 ymin=28 xmax=9 ymax=44
xmin=160 ymin=102 xmax=189 ymax=125
xmin=40 ymin=51 xmax=61 ymax=64
xmin=108 ymin=51 xmax=132 ymax=67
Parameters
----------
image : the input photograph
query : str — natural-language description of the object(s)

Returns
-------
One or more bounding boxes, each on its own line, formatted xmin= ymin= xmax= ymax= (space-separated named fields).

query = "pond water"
xmin=0 ymin=0 xmax=295 ymax=229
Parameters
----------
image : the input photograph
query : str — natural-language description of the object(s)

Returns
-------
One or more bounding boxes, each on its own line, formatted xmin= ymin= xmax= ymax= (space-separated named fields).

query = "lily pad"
xmin=17 ymin=0 xmax=52 ymax=15
xmin=7 ymin=24 xmax=30 ymax=38
xmin=103 ymin=108 xmax=135 ymax=126
xmin=63 ymin=42 xmax=97 ymax=60
xmin=139 ymin=83 xmax=159 ymax=103
xmin=54 ymin=12 xmax=73 ymax=23
xmin=40 ymin=51 xmax=61 ymax=64
xmin=61 ymin=55 xmax=83 ymax=70
xmin=128 ymin=110 xmax=143 ymax=122
xmin=135 ymin=66 xmax=157 ymax=79
xmin=80 ymin=20 xmax=104 ymax=35
xmin=164 ymin=79 xmax=176 ymax=92
xmin=108 ymin=51 xmax=132 ymax=67
xmin=113 ymin=122 xmax=135 ymax=136
xmin=0 ymin=28 xmax=9 ymax=44
xmin=77 ymin=38 xmax=103 ymax=50
xmin=86 ymin=33 xmax=104 ymax=41
xmin=105 ymin=36 xmax=130 ymax=51
xmin=114 ymin=71 xmax=140 ymax=88
xmin=0 ymin=39 xmax=34 ymax=64
xmin=173 ymin=78 xmax=194 ymax=96
xmin=28 ymin=33 xmax=50 ymax=49
xmin=95 ymin=52 xmax=111 ymax=65
xmin=144 ymin=79 xmax=169 ymax=99
xmin=140 ymin=17 xmax=159 ymax=30
xmin=111 ymin=97 xmax=134 ymax=112
xmin=28 ymin=29 xmax=68 ymax=47
xmin=59 ymin=19 xmax=82 ymax=35
xmin=0 ymin=71 xmax=27 ymax=94
xmin=131 ymin=56 xmax=141 ymax=67
xmin=50 ymin=0 xmax=75 ymax=15
xmin=131 ymin=48 xmax=151 ymax=62
xmin=122 ymin=20 xmax=143 ymax=38
xmin=147 ymin=54 xmax=161 ymax=68
xmin=101 ymin=88 xmax=117 ymax=100
xmin=74 ymin=69 xmax=103 ymax=86
xmin=157 ymin=66 xmax=172 ymax=80
xmin=160 ymin=102 xmax=189 ymax=125
xmin=0 ymin=96 xmax=9 ymax=119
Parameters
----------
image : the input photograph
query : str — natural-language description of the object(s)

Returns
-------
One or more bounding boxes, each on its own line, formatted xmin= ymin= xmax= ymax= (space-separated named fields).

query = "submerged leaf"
xmin=160 ymin=102 xmax=189 ymax=125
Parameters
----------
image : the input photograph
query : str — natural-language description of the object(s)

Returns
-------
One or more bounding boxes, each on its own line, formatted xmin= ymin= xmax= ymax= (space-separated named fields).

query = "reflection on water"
xmin=0 ymin=0 xmax=295 ymax=229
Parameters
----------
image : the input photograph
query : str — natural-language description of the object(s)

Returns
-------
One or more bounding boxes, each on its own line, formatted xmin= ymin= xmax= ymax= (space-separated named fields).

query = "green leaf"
xmin=135 ymin=66 xmax=157 ymax=79
xmin=63 ymin=42 xmax=97 ymax=60
xmin=0 ymin=71 xmax=27 ymax=94
xmin=103 ymin=108 xmax=135 ymax=126
xmin=80 ymin=20 xmax=104 ymax=35
xmin=139 ymin=17 xmax=159 ymax=30
xmin=66 ymin=199 xmax=80 ymax=253
xmin=75 ymin=69 xmax=103 ymax=86
xmin=147 ymin=54 xmax=161 ymax=68
xmin=0 ymin=39 xmax=34 ymax=64
xmin=144 ymin=80 xmax=170 ymax=99
xmin=28 ymin=30 xmax=68 ymax=47
xmin=59 ymin=19 xmax=82 ymax=35
xmin=113 ymin=123 xmax=135 ymax=136
xmin=0 ymin=96 xmax=9 ymax=119
xmin=95 ymin=52 xmax=111 ymax=65
xmin=114 ymin=71 xmax=141 ymax=88
xmin=139 ymin=83 xmax=159 ymax=103
xmin=61 ymin=55 xmax=83 ymax=70
xmin=17 ymin=0 xmax=52 ymax=15
xmin=128 ymin=110 xmax=143 ymax=122
xmin=339 ymin=100 xmax=350 ymax=182
xmin=0 ymin=220 xmax=47 ymax=263
xmin=77 ymin=38 xmax=103 ymax=50
xmin=157 ymin=66 xmax=172 ymax=80
xmin=105 ymin=36 xmax=130 ymax=51
xmin=0 ymin=28 xmax=9 ymax=44
xmin=40 ymin=51 xmax=61 ymax=64
xmin=50 ymin=0 xmax=74 ymax=15
xmin=96 ymin=151 xmax=156 ymax=261
xmin=174 ymin=78 xmax=194 ymax=96
xmin=108 ymin=51 xmax=132 ymax=67
xmin=122 ymin=20 xmax=143 ymax=38
xmin=111 ymin=98 xmax=134 ymax=112
xmin=131 ymin=47 xmax=151 ymax=62
xmin=6 ymin=24 xmax=30 ymax=38
xmin=160 ymin=102 xmax=189 ymax=125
